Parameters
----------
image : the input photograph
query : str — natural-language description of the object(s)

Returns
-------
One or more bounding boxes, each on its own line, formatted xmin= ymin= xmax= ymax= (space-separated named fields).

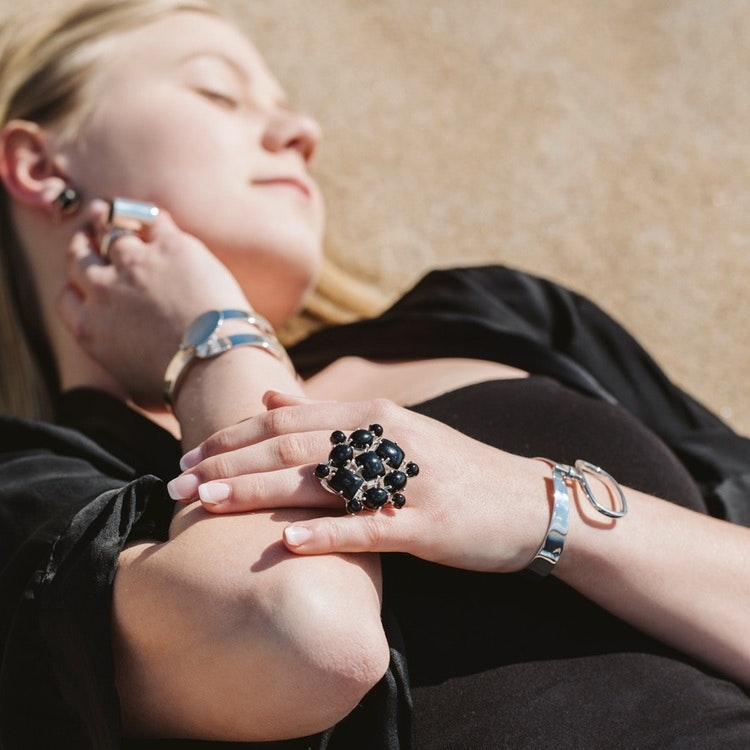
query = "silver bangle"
xmin=554 ymin=460 xmax=628 ymax=519
xmin=525 ymin=463 xmax=571 ymax=577
xmin=526 ymin=459 xmax=628 ymax=578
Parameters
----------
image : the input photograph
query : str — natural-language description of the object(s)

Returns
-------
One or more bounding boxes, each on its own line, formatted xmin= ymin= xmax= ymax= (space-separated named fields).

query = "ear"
xmin=0 ymin=120 xmax=70 ymax=212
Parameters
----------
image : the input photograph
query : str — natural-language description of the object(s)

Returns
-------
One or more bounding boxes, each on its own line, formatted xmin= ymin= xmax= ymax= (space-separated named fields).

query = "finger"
xmin=90 ymin=198 xmax=159 ymax=261
xmin=143 ymin=204 xmax=179 ymax=241
xmin=168 ymin=464 xmax=340 ymax=512
xmin=85 ymin=198 xmax=115 ymax=251
xmin=185 ymin=398 xmax=404 ymax=466
xmin=177 ymin=429 xmax=332 ymax=489
xmin=66 ymin=230 xmax=112 ymax=292
xmin=263 ymin=390 xmax=320 ymax=409
xmin=282 ymin=510 xmax=418 ymax=555
xmin=85 ymin=198 xmax=112 ymax=228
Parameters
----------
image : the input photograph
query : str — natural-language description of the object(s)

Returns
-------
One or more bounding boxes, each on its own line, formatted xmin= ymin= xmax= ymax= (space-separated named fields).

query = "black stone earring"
xmin=53 ymin=186 xmax=81 ymax=216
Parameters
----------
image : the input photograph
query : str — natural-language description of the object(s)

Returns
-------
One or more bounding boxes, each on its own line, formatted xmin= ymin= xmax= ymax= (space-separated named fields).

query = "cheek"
xmin=75 ymin=101 xmax=240 ymax=201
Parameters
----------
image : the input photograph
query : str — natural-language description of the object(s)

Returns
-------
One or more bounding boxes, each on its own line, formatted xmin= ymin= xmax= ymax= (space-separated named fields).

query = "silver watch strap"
xmin=163 ymin=310 xmax=287 ymax=406
xmin=197 ymin=332 xmax=285 ymax=360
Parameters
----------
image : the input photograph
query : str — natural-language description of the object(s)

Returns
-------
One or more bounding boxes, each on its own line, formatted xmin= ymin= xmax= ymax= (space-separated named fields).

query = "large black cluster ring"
xmin=314 ymin=424 xmax=419 ymax=514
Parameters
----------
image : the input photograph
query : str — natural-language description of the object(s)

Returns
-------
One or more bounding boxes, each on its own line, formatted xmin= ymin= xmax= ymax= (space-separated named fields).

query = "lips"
xmin=253 ymin=176 xmax=312 ymax=198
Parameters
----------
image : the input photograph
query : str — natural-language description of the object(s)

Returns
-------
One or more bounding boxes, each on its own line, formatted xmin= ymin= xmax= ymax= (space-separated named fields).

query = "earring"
xmin=53 ymin=186 xmax=81 ymax=216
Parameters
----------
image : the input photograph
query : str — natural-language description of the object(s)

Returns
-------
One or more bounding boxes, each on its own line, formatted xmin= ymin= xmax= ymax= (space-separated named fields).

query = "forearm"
xmin=172 ymin=343 xmax=303 ymax=449
xmin=167 ymin=393 xmax=750 ymax=689
xmin=554 ymin=483 xmax=750 ymax=686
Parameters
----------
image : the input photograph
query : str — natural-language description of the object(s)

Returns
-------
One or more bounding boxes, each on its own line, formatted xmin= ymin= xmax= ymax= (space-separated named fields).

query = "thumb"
xmin=263 ymin=389 xmax=320 ymax=410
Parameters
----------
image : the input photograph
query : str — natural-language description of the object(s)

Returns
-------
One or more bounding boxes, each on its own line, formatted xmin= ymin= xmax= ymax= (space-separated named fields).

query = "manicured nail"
xmin=180 ymin=446 xmax=203 ymax=471
xmin=167 ymin=473 xmax=199 ymax=500
xmin=284 ymin=525 xmax=313 ymax=547
xmin=262 ymin=390 xmax=282 ymax=406
xmin=198 ymin=482 xmax=231 ymax=506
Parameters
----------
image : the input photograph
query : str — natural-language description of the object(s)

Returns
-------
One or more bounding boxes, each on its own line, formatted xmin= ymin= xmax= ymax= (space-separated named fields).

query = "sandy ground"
xmin=233 ymin=0 xmax=749 ymax=434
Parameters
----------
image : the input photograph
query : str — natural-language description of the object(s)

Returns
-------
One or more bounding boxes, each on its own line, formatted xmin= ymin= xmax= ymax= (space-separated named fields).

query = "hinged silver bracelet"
xmin=526 ymin=458 xmax=628 ymax=578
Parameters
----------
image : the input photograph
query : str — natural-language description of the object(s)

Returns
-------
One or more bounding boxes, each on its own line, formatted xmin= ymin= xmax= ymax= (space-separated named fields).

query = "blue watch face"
xmin=184 ymin=310 xmax=222 ymax=348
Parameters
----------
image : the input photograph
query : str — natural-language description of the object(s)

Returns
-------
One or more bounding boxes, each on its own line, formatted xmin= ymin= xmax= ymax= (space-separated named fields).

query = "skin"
xmin=2 ymin=6 xmax=750 ymax=743
xmin=66 ymin=11 xmax=327 ymax=327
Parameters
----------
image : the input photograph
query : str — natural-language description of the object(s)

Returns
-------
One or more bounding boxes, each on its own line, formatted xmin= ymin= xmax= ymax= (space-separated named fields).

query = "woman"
xmin=1 ymin=1 xmax=749 ymax=748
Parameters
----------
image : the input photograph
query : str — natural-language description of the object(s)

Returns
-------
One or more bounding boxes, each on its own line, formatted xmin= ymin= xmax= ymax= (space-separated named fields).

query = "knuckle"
xmin=194 ymin=453 xmax=234 ymax=482
xmin=319 ymin=517 xmax=346 ymax=548
xmin=264 ymin=406 xmax=295 ymax=438
xmin=369 ymin=397 xmax=399 ymax=423
xmin=362 ymin=517 xmax=385 ymax=548
xmin=270 ymin=437 xmax=292 ymax=467
xmin=231 ymin=476 xmax=263 ymax=508
xmin=202 ymin=428 xmax=239 ymax=458
xmin=272 ymin=434 xmax=308 ymax=467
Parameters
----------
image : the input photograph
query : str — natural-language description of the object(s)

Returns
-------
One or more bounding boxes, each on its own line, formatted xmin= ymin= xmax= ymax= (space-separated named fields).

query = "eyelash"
xmin=197 ymin=88 xmax=240 ymax=109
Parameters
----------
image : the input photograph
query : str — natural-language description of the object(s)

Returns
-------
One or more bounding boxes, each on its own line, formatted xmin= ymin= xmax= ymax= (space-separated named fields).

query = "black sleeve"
xmin=0 ymin=418 xmax=174 ymax=750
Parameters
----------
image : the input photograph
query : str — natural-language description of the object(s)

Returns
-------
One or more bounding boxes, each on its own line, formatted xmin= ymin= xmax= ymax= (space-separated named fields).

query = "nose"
xmin=262 ymin=109 xmax=322 ymax=163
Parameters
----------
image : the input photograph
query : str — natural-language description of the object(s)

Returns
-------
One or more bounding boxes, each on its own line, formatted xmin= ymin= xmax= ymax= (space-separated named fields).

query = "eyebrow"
xmin=177 ymin=51 xmax=249 ymax=80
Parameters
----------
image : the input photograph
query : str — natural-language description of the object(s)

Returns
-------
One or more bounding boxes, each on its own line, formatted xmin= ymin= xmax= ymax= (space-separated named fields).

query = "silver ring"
xmin=108 ymin=197 xmax=160 ymax=232
xmin=99 ymin=226 xmax=137 ymax=260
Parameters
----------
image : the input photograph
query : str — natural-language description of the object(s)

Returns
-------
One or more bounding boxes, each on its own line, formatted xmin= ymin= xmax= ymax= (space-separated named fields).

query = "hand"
xmin=58 ymin=199 xmax=251 ymax=406
xmin=167 ymin=391 xmax=551 ymax=572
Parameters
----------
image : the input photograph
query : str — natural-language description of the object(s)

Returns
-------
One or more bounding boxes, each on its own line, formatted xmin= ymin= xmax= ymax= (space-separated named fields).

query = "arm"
xmin=172 ymin=393 xmax=750 ymax=690
xmin=60 ymin=206 xmax=389 ymax=740
xmin=554 ymin=483 xmax=750 ymax=687
xmin=114 ymin=507 xmax=388 ymax=740
xmin=113 ymin=353 xmax=389 ymax=741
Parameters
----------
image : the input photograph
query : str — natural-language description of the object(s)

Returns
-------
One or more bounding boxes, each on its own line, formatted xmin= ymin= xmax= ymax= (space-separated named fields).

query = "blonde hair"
xmin=0 ymin=0 xmax=219 ymax=420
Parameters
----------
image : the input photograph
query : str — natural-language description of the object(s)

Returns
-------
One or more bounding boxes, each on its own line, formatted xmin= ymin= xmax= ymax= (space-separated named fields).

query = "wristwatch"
xmin=163 ymin=309 xmax=286 ymax=405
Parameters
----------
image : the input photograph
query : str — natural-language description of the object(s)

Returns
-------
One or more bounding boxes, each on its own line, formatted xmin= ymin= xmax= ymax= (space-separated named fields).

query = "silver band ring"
xmin=108 ymin=197 xmax=160 ymax=232
xmin=313 ymin=424 xmax=419 ymax=514
xmin=99 ymin=198 xmax=160 ymax=260
xmin=99 ymin=226 xmax=137 ymax=260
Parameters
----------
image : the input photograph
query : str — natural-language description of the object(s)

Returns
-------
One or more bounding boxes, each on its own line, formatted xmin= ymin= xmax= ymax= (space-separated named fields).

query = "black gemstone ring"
xmin=313 ymin=424 xmax=419 ymax=514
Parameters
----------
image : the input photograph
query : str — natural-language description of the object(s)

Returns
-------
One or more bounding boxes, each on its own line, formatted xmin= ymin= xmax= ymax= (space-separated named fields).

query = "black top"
xmin=1 ymin=266 xmax=750 ymax=749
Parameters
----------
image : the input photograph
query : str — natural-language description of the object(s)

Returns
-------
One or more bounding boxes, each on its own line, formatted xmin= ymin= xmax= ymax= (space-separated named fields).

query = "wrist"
xmin=172 ymin=342 xmax=302 ymax=446
xmin=524 ymin=459 xmax=628 ymax=579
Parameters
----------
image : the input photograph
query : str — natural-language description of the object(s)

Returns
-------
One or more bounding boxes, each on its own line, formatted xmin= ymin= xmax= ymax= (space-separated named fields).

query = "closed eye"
xmin=196 ymin=88 xmax=240 ymax=109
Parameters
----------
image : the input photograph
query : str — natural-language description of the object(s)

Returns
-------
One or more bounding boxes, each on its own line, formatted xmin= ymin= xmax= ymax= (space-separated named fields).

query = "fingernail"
xmin=262 ymin=390 xmax=282 ymax=406
xmin=90 ymin=198 xmax=110 ymax=213
xmin=284 ymin=525 xmax=313 ymax=547
xmin=167 ymin=473 xmax=199 ymax=500
xmin=198 ymin=482 xmax=231 ymax=506
xmin=180 ymin=446 xmax=203 ymax=471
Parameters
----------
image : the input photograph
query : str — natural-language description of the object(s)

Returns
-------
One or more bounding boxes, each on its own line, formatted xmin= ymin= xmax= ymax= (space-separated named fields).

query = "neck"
xmin=53 ymin=320 xmax=181 ymax=439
